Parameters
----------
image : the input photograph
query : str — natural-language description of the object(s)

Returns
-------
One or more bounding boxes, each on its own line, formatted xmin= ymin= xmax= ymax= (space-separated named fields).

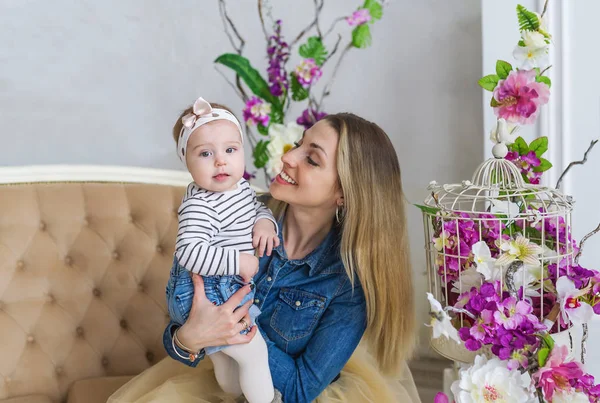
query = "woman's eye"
xmin=307 ymin=156 xmax=319 ymax=167
xmin=226 ymin=147 xmax=236 ymax=153
xmin=200 ymin=151 xmax=212 ymax=157
xmin=293 ymin=141 xmax=301 ymax=149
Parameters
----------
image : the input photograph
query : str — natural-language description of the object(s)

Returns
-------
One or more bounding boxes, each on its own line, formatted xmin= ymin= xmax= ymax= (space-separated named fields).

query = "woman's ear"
xmin=336 ymin=197 xmax=344 ymax=207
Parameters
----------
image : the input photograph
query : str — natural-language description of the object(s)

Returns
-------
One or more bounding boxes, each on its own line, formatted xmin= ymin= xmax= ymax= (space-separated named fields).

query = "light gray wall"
xmin=1 ymin=0 xmax=483 ymax=356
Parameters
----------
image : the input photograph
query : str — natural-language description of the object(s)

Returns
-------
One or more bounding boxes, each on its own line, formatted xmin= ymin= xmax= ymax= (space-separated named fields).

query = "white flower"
xmin=513 ymin=31 xmax=550 ymax=69
xmin=265 ymin=122 xmax=304 ymax=178
xmin=450 ymin=355 xmax=535 ymax=403
xmin=489 ymin=119 xmax=518 ymax=145
xmin=556 ymin=276 xmax=594 ymax=325
xmin=452 ymin=265 xmax=484 ymax=294
xmin=512 ymin=264 xmax=541 ymax=297
xmin=490 ymin=199 xmax=520 ymax=220
xmin=553 ymin=390 xmax=589 ymax=403
xmin=472 ymin=241 xmax=497 ymax=281
xmin=426 ymin=293 xmax=461 ymax=344
xmin=433 ymin=230 xmax=451 ymax=252
xmin=496 ymin=235 xmax=543 ymax=267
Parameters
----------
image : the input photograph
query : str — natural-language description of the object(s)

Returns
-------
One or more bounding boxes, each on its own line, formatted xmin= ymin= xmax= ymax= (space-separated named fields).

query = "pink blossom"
xmin=346 ymin=9 xmax=371 ymax=26
xmin=295 ymin=58 xmax=322 ymax=88
xmin=533 ymin=345 xmax=585 ymax=400
xmin=493 ymin=69 xmax=550 ymax=125
xmin=243 ymin=96 xmax=271 ymax=126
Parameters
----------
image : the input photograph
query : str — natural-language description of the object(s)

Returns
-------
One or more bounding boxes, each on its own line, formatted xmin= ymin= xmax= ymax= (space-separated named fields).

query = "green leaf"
xmin=529 ymin=137 xmax=548 ymax=157
xmin=511 ymin=136 xmax=529 ymax=156
xmin=496 ymin=60 xmax=513 ymax=79
xmin=256 ymin=123 xmax=269 ymax=136
xmin=299 ymin=36 xmax=328 ymax=66
xmin=478 ymin=75 xmax=500 ymax=91
xmin=270 ymin=106 xmax=284 ymax=125
xmin=541 ymin=334 xmax=555 ymax=350
xmin=290 ymin=73 xmax=309 ymax=101
xmin=490 ymin=97 xmax=500 ymax=107
xmin=538 ymin=347 xmax=550 ymax=367
xmin=536 ymin=75 xmax=552 ymax=88
xmin=253 ymin=140 xmax=270 ymax=168
xmin=214 ymin=54 xmax=281 ymax=109
xmin=352 ymin=24 xmax=372 ymax=48
xmin=533 ymin=158 xmax=552 ymax=172
xmin=366 ymin=2 xmax=383 ymax=20
xmin=518 ymin=39 xmax=526 ymax=47
xmin=414 ymin=204 xmax=439 ymax=215
xmin=517 ymin=4 xmax=540 ymax=31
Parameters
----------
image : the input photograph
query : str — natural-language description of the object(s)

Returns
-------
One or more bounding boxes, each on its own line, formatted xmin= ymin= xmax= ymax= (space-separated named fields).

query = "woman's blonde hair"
xmin=269 ymin=113 xmax=416 ymax=375
xmin=172 ymin=102 xmax=238 ymax=144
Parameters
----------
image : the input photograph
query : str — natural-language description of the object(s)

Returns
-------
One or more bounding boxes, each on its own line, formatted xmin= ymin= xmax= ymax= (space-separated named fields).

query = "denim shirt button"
xmin=254 ymin=298 xmax=260 ymax=304
xmin=267 ymin=276 xmax=272 ymax=282
xmin=295 ymin=301 xmax=301 ymax=307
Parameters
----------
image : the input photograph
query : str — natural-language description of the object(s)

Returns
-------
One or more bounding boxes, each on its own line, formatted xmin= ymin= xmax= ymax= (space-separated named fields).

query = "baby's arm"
xmin=251 ymin=189 xmax=279 ymax=257
xmin=175 ymin=197 xmax=240 ymax=276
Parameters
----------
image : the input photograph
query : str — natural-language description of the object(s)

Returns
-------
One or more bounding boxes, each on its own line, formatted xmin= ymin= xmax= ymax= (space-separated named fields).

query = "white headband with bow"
xmin=177 ymin=97 xmax=244 ymax=164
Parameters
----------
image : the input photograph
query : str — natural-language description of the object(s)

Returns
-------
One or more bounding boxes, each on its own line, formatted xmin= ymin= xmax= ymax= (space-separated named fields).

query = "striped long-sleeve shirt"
xmin=175 ymin=179 xmax=277 ymax=276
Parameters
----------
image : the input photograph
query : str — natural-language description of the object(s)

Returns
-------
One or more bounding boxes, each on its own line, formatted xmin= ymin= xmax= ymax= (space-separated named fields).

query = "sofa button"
xmin=120 ymin=319 xmax=128 ymax=330
xmin=16 ymin=260 xmax=25 ymax=270
xmin=64 ymin=256 xmax=73 ymax=266
xmin=76 ymin=326 xmax=85 ymax=338
xmin=93 ymin=288 xmax=102 ymax=298
xmin=46 ymin=293 xmax=55 ymax=304
xmin=26 ymin=335 xmax=35 ymax=344
xmin=55 ymin=366 xmax=64 ymax=376
xmin=112 ymin=251 xmax=120 ymax=260
xmin=146 ymin=351 xmax=155 ymax=362
xmin=156 ymin=245 xmax=163 ymax=254
xmin=39 ymin=221 xmax=46 ymax=231
xmin=137 ymin=283 xmax=145 ymax=293
xmin=83 ymin=217 xmax=90 ymax=226
xmin=101 ymin=357 xmax=109 ymax=367
xmin=128 ymin=214 xmax=135 ymax=223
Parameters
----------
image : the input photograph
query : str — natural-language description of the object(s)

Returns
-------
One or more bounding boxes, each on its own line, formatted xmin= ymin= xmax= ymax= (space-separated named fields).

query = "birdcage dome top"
xmin=423 ymin=157 xmax=574 ymax=218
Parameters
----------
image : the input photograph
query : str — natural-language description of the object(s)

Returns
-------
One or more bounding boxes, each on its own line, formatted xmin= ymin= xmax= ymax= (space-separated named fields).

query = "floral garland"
xmin=214 ymin=0 xmax=386 ymax=184
xmin=426 ymin=3 xmax=600 ymax=402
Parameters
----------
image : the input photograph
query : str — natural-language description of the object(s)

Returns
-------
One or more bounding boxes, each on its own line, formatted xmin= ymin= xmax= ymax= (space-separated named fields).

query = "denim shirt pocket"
xmin=270 ymin=288 xmax=327 ymax=341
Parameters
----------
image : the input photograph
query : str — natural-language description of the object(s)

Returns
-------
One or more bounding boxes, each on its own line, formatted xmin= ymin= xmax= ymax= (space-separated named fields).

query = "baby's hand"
xmin=253 ymin=219 xmax=280 ymax=257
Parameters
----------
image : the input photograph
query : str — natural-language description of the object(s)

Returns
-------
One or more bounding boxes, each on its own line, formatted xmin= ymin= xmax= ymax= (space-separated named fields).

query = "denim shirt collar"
xmin=272 ymin=216 xmax=341 ymax=276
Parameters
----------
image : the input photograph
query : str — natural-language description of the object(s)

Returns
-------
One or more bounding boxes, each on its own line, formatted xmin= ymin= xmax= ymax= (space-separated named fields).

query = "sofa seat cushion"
xmin=67 ymin=376 xmax=133 ymax=403
xmin=0 ymin=396 xmax=52 ymax=403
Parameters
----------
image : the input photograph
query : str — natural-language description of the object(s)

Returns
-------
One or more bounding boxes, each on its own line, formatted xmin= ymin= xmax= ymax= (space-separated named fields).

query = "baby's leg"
xmin=209 ymin=351 xmax=242 ymax=397
xmin=222 ymin=332 xmax=274 ymax=403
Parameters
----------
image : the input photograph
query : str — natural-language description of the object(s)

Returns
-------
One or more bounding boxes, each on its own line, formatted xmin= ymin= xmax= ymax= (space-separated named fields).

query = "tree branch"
xmin=257 ymin=0 xmax=270 ymax=41
xmin=290 ymin=0 xmax=324 ymax=48
xmin=541 ymin=0 xmax=550 ymax=18
xmin=323 ymin=17 xmax=346 ymax=39
xmin=317 ymin=42 xmax=353 ymax=109
xmin=214 ymin=66 xmax=244 ymax=100
xmin=555 ymin=139 xmax=598 ymax=190
xmin=574 ymin=222 xmax=600 ymax=265
xmin=218 ymin=0 xmax=245 ymax=54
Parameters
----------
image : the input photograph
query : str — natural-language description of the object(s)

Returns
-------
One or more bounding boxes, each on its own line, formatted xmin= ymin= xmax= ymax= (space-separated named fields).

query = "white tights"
xmin=209 ymin=332 xmax=274 ymax=403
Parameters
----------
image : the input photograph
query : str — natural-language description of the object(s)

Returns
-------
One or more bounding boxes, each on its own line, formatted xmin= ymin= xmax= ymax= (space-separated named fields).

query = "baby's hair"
xmin=172 ymin=102 xmax=238 ymax=144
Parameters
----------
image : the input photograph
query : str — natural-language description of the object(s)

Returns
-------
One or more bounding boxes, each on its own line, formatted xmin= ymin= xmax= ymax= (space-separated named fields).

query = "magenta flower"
xmin=505 ymin=150 xmax=544 ymax=184
xmin=267 ymin=20 xmax=290 ymax=97
xmin=493 ymin=69 xmax=550 ymax=125
xmin=533 ymin=344 xmax=585 ymax=400
xmin=243 ymin=170 xmax=256 ymax=181
xmin=433 ymin=392 xmax=450 ymax=403
xmin=243 ymin=97 xmax=271 ymax=127
xmin=346 ymin=8 xmax=371 ymax=26
xmin=297 ymin=108 xmax=327 ymax=129
xmin=295 ymin=58 xmax=323 ymax=88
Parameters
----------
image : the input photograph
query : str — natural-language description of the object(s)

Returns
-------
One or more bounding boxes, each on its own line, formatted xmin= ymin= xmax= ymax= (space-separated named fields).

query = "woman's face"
xmin=270 ymin=120 xmax=342 ymax=210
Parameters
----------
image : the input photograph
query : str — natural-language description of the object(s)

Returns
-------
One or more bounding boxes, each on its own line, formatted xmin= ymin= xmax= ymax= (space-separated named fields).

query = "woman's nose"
xmin=281 ymin=147 xmax=298 ymax=167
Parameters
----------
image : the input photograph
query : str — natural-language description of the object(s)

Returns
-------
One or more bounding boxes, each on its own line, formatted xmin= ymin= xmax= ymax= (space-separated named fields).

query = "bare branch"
xmin=538 ymin=64 xmax=552 ymax=76
xmin=214 ymin=66 xmax=244 ymax=100
xmin=555 ymin=139 xmax=598 ymax=189
xmin=574 ymin=222 xmax=600 ymax=265
xmin=317 ymin=42 xmax=353 ymax=108
xmin=218 ymin=0 xmax=246 ymax=54
xmin=541 ymin=0 xmax=550 ymax=18
xmin=313 ymin=0 xmax=323 ymax=38
xmin=323 ymin=17 xmax=346 ymax=39
xmin=257 ymin=0 xmax=270 ymax=41
xmin=290 ymin=0 xmax=324 ymax=48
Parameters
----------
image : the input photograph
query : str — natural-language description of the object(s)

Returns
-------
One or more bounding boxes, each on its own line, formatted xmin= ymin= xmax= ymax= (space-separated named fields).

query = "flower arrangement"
xmin=213 ymin=0 xmax=386 ymax=184
xmin=420 ymin=2 xmax=600 ymax=402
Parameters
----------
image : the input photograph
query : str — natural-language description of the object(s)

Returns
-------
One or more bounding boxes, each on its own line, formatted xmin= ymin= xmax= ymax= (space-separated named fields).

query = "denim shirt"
xmin=163 ymin=220 xmax=367 ymax=403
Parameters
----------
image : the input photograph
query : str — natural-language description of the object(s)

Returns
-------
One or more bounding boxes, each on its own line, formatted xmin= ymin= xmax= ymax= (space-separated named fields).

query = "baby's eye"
xmin=226 ymin=147 xmax=236 ymax=153
xmin=200 ymin=151 xmax=212 ymax=158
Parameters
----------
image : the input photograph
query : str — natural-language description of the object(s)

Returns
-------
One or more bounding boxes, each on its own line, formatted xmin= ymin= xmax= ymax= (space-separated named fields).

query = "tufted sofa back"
xmin=0 ymin=167 xmax=190 ymax=402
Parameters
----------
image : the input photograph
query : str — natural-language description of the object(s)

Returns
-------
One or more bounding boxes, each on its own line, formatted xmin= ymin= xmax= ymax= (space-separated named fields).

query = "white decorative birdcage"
xmin=422 ymin=154 xmax=575 ymax=363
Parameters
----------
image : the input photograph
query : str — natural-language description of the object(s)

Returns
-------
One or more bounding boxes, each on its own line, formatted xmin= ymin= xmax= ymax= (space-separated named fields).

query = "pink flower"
xmin=243 ymin=97 xmax=271 ymax=126
xmin=533 ymin=345 xmax=585 ymax=400
xmin=295 ymin=58 xmax=322 ymax=88
xmin=493 ymin=69 xmax=550 ymax=125
xmin=346 ymin=9 xmax=371 ymax=26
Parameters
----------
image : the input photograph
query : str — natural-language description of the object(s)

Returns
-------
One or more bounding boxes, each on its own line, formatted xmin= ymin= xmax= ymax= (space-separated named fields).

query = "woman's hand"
xmin=176 ymin=274 xmax=257 ymax=352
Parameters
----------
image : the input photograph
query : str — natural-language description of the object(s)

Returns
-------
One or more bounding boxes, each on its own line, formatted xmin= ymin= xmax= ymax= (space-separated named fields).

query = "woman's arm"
xmin=264 ymin=281 xmax=367 ymax=402
xmin=162 ymin=274 xmax=257 ymax=366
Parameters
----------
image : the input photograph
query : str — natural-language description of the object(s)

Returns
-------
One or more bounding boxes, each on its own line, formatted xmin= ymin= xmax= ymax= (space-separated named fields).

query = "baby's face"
xmin=185 ymin=120 xmax=245 ymax=192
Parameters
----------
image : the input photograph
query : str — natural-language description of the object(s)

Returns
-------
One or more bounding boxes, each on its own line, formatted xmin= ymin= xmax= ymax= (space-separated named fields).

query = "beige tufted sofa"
xmin=0 ymin=166 xmax=194 ymax=403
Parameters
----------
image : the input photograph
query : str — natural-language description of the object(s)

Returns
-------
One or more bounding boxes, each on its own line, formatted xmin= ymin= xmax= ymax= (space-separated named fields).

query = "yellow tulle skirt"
xmin=107 ymin=345 xmax=421 ymax=403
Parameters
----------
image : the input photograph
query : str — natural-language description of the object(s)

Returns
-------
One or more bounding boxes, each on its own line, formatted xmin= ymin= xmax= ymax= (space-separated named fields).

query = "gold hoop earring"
xmin=335 ymin=205 xmax=345 ymax=223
